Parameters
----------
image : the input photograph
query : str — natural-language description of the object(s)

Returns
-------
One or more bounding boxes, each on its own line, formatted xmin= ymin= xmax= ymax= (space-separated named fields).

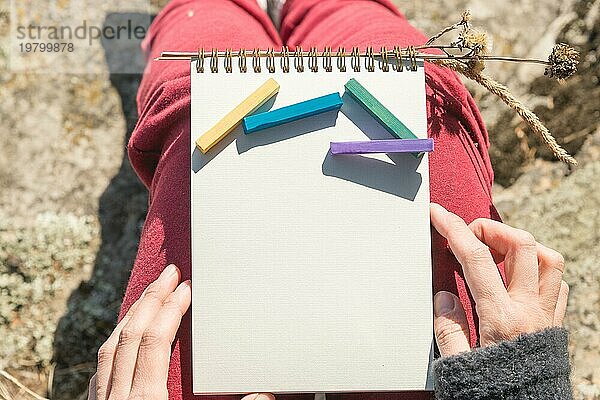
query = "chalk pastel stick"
xmin=242 ymin=92 xmax=343 ymax=134
xmin=196 ymin=78 xmax=280 ymax=153
xmin=344 ymin=78 xmax=417 ymax=140
xmin=330 ymin=138 xmax=434 ymax=155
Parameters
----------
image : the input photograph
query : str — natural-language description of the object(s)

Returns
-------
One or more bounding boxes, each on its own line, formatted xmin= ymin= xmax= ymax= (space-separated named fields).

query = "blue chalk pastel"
xmin=242 ymin=92 xmax=343 ymax=134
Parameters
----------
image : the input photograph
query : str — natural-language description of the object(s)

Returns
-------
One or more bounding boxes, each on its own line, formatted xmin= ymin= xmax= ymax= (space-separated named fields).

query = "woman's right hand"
xmin=430 ymin=203 xmax=569 ymax=357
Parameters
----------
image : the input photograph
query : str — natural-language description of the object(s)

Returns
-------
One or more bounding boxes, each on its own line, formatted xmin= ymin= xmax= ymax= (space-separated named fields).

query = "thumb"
xmin=241 ymin=394 xmax=275 ymax=400
xmin=433 ymin=291 xmax=470 ymax=357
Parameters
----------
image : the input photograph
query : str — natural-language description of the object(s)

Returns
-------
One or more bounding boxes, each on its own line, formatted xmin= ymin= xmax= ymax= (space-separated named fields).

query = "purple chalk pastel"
xmin=329 ymin=139 xmax=434 ymax=155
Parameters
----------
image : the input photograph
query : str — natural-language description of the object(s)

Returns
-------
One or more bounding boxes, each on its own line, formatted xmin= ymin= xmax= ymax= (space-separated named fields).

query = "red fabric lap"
xmin=121 ymin=1 xmax=504 ymax=399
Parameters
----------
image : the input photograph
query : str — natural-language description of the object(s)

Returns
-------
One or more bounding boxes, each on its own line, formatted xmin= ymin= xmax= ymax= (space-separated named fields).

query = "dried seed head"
xmin=545 ymin=43 xmax=579 ymax=80
xmin=462 ymin=28 xmax=491 ymax=55
xmin=468 ymin=58 xmax=486 ymax=74
xmin=461 ymin=10 xmax=472 ymax=24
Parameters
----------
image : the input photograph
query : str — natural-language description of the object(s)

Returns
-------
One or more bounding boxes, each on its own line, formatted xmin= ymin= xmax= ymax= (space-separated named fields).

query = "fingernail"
xmin=430 ymin=203 xmax=449 ymax=214
xmin=173 ymin=280 xmax=192 ymax=310
xmin=434 ymin=292 xmax=455 ymax=317
xmin=242 ymin=394 xmax=274 ymax=400
xmin=160 ymin=264 xmax=177 ymax=280
xmin=176 ymin=280 xmax=192 ymax=294
xmin=254 ymin=394 xmax=274 ymax=400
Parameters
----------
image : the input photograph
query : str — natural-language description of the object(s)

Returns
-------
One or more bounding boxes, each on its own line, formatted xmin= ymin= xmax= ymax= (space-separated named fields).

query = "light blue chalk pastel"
xmin=242 ymin=92 xmax=343 ymax=134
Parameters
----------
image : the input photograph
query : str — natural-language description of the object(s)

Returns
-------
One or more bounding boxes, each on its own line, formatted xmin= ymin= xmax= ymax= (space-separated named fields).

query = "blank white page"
xmin=191 ymin=58 xmax=433 ymax=394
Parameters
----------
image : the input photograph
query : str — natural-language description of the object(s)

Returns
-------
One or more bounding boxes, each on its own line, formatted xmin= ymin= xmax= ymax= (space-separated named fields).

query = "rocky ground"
xmin=0 ymin=0 xmax=598 ymax=399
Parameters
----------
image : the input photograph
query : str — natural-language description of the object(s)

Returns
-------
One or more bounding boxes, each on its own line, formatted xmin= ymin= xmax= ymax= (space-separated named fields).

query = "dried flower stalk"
xmin=157 ymin=11 xmax=580 ymax=164
xmin=432 ymin=58 xmax=577 ymax=165
xmin=421 ymin=10 xmax=580 ymax=165
xmin=0 ymin=370 xmax=49 ymax=400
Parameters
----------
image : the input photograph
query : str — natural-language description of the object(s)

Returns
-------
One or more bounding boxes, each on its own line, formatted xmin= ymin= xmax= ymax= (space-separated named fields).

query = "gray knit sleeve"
xmin=432 ymin=327 xmax=572 ymax=400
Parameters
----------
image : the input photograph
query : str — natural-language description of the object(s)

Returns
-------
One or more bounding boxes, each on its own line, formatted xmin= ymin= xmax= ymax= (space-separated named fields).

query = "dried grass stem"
xmin=421 ymin=10 xmax=579 ymax=165
xmin=432 ymin=59 xmax=578 ymax=165
xmin=0 ymin=370 xmax=49 ymax=400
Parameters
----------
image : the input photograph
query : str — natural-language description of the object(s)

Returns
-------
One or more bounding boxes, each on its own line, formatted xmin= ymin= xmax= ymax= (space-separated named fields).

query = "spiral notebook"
xmin=189 ymin=48 xmax=433 ymax=394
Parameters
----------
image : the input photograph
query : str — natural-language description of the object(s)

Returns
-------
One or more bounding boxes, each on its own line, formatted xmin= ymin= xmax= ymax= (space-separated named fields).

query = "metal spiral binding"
xmin=350 ymin=47 xmax=361 ymax=72
xmin=252 ymin=48 xmax=261 ymax=73
xmin=408 ymin=46 xmax=418 ymax=71
xmin=238 ymin=49 xmax=247 ymax=73
xmin=224 ymin=49 xmax=233 ymax=73
xmin=281 ymin=46 xmax=290 ymax=73
xmin=337 ymin=47 xmax=346 ymax=72
xmin=210 ymin=48 xmax=218 ymax=73
xmin=308 ymin=47 xmax=318 ymax=72
xmin=294 ymin=47 xmax=304 ymax=72
xmin=266 ymin=48 xmax=275 ymax=73
xmin=365 ymin=46 xmax=375 ymax=72
xmin=380 ymin=47 xmax=389 ymax=72
xmin=393 ymin=46 xmax=403 ymax=72
xmin=196 ymin=48 xmax=204 ymax=73
xmin=190 ymin=46 xmax=420 ymax=73
xmin=323 ymin=47 xmax=332 ymax=72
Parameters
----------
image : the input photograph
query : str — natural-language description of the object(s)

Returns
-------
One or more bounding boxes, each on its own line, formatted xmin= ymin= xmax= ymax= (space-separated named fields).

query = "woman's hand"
xmin=88 ymin=264 xmax=191 ymax=400
xmin=88 ymin=264 xmax=276 ymax=400
xmin=430 ymin=203 xmax=569 ymax=357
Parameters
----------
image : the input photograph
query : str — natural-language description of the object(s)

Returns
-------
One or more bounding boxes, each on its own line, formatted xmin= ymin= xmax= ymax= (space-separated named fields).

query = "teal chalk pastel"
xmin=344 ymin=78 xmax=417 ymax=140
xmin=242 ymin=92 xmax=343 ymax=134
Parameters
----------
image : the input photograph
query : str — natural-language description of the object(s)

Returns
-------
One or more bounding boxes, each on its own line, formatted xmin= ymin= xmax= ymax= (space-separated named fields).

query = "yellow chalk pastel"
xmin=196 ymin=78 xmax=280 ymax=153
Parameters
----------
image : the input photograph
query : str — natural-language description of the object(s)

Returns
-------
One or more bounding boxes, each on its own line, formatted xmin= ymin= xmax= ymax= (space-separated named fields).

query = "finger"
xmin=129 ymin=280 xmax=192 ymax=396
xmin=553 ymin=281 xmax=569 ymax=326
xmin=108 ymin=264 xmax=181 ymax=399
xmin=430 ymin=203 xmax=507 ymax=304
xmin=468 ymin=218 xmax=539 ymax=295
xmin=537 ymin=243 xmax=566 ymax=316
xmin=95 ymin=292 xmax=144 ymax=400
xmin=87 ymin=374 xmax=97 ymax=400
xmin=433 ymin=291 xmax=470 ymax=357
xmin=241 ymin=394 xmax=276 ymax=400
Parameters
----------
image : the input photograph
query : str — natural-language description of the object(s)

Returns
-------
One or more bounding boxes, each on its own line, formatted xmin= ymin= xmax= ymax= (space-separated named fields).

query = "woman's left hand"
xmin=88 ymin=264 xmax=191 ymax=400
xmin=87 ymin=263 xmax=276 ymax=400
